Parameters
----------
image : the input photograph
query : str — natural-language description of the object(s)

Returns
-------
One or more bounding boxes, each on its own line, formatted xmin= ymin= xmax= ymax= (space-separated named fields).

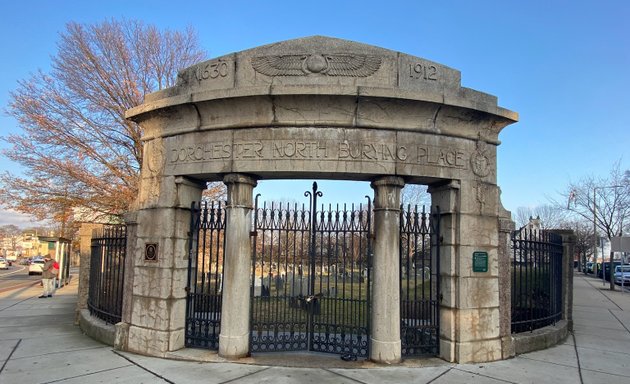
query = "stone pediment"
xmin=129 ymin=36 xmax=516 ymax=122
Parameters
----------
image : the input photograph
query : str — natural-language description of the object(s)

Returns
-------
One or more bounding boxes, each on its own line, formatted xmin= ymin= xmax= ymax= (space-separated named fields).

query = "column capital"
xmin=224 ymin=173 xmax=257 ymax=208
xmin=428 ymin=180 xmax=460 ymax=214
xmin=370 ymin=176 xmax=405 ymax=189
xmin=427 ymin=180 xmax=461 ymax=194
xmin=371 ymin=176 xmax=405 ymax=211
xmin=549 ymin=229 xmax=577 ymax=244
xmin=223 ymin=173 xmax=258 ymax=187
xmin=174 ymin=176 xmax=206 ymax=188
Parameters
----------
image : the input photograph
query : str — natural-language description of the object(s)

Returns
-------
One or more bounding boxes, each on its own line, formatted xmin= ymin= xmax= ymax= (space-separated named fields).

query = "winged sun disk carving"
xmin=251 ymin=54 xmax=382 ymax=77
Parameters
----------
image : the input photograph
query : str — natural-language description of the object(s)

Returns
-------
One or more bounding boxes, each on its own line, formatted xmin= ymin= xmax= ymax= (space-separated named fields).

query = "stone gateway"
xmin=122 ymin=36 xmax=518 ymax=364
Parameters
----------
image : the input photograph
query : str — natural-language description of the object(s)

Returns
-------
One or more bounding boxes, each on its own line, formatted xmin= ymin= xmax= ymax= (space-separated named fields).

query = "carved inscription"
xmin=272 ymin=141 xmax=329 ymax=159
xmin=409 ymin=63 xmax=438 ymax=81
xmin=416 ymin=146 xmax=465 ymax=168
xmin=339 ymin=142 xmax=407 ymax=161
xmin=170 ymin=142 xmax=264 ymax=163
xmin=169 ymin=140 xmax=469 ymax=170
xmin=195 ymin=60 xmax=229 ymax=81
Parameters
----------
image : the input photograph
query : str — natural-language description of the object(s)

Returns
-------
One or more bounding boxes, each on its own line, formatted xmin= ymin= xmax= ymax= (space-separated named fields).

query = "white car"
xmin=0 ymin=258 xmax=8 ymax=270
xmin=614 ymin=265 xmax=630 ymax=286
xmin=28 ymin=259 xmax=45 ymax=275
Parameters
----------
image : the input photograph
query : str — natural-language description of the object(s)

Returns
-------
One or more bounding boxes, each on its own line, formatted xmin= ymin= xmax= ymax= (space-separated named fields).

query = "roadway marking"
xmin=0 ymin=265 xmax=27 ymax=277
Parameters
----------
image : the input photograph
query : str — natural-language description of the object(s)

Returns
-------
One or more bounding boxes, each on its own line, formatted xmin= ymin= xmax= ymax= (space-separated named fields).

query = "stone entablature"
xmin=127 ymin=36 xmax=516 ymax=186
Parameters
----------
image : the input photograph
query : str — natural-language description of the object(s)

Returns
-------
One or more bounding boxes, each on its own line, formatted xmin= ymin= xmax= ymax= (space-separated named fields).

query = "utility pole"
xmin=593 ymin=185 xmax=624 ymax=290
xmin=593 ymin=187 xmax=598 ymax=279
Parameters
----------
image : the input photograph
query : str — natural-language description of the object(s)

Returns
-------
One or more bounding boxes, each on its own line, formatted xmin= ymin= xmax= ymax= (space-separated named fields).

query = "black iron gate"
xmin=185 ymin=201 xmax=225 ymax=349
xmin=250 ymin=182 xmax=372 ymax=357
xmin=400 ymin=205 xmax=440 ymax=356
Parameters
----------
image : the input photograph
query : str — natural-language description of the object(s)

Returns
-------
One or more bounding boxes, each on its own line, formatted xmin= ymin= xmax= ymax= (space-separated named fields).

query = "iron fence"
xmin=511 ymin=229 xmax=563 ymax=333
xmin=185 ymin=201 xmax=226 ymax=350
xmin=250 ymin=183 xmax=372 ymax=358
xmin=399 ymin=205 xmax=440 ymax=356
xmin=88 ymin=225 xmax=127 ymax=324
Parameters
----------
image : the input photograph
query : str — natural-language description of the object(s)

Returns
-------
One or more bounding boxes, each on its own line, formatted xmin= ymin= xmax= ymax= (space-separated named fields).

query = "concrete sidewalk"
xmin=0 ymin=272 xmax=629 ymax=383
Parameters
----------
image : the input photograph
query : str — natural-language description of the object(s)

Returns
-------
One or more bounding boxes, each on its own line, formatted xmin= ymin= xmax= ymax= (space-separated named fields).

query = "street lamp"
xmin=593 ymin=185 xmax=624 ymax=287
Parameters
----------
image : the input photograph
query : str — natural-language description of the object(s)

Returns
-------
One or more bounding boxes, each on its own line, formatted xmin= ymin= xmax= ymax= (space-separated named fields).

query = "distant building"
xmin=0 ymin=231 xmax=65 ymax=259
xmin=522 ymin=216 xmax=542 ymax=232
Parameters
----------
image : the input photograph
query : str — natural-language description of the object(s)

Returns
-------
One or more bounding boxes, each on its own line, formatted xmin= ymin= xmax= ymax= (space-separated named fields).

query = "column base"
xmin=369 ymin=338 xmax=402 ymax=364
xmin=114 ymin=322 xmax=130 ymax=351
xmin=125 ymin=325 xmax=183 ymax=357
xmin=439 ymin=338 xmax=503 ymax=363
xmin=218 ymin=332 xmax=250 ymax=359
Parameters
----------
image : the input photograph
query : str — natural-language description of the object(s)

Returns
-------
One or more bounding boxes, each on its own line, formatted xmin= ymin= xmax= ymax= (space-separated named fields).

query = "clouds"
xmin=0 ymin=208 xmax=37 ymax=228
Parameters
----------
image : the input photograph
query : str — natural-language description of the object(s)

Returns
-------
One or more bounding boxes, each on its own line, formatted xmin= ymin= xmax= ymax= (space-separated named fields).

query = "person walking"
xmin=39 ymin=255 xmax=55 ymax=298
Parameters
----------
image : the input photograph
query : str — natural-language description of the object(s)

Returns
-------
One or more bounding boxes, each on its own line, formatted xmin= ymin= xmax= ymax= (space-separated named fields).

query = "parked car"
xmin=614 ymin=265 xmax=630 ymax=286
xmin=0 ymin=258 xmax=8 ymax=270
xmin=28 ymin=258 xmax=45 ymax=275
xmin=586 ymin=262 xmax=594 ymax=274
xmin=598 ymin=261 xmax=622 ymax=281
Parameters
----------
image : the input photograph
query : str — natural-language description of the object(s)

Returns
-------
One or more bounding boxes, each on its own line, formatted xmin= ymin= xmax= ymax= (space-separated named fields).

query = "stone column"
xmin=121 ymin=212 xmax=138 ymax=325
xmin=370 ymin=176 xmax=404 ymax=364
xmin=550 ymin=229 xmax=576 ymax=331
xmin=219 ymin=173 xmax=257 ymax=359
xmin=428 ymin=181 xmax=460 ymax=362
xmin=430 ymin=179 xmax=503 ymax=363
xmin=75 ymin=222 xmax=103 ymax=324
xmin=497 ymin=202 xmax=515 ymax=358
xmin=114 ymin=211 xmax=138 ymax=351
xmin=125 ymin=176 xmax=204 ymax=356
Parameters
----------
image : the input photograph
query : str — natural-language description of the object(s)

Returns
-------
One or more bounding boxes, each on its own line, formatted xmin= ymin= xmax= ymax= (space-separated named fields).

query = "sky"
xmin=0 ymin=0 xmax=628 ymax=227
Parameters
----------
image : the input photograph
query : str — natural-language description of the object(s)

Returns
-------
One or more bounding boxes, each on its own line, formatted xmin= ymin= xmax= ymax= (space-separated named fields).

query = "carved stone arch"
xmin=123 ymin=36 xmax=518 ymax=364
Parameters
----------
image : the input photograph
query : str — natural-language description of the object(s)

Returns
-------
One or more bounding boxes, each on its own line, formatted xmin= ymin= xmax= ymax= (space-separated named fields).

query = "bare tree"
xmin=514 ymin=205 xmax=568 ymax=230
xmin=514 ymin=207 xmax=532 ymax=229
xmin=401 ymin=184 xmax=430 ymax=208
xmin=1 ymin=19 xmax=206 ymax=224
xmin=0 ymin=225 xmax=21 ymax=238
xmin=560 ymin=219 xmax=595 ymax=273
xmin=561 ymin=161 xmax=630 ymax=289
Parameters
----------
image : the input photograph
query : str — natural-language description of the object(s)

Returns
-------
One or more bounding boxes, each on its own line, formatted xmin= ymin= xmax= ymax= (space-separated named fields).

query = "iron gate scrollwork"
xmin=250 ymin=182 xmax=372 ymax=357
xmin=185 ymin=201 xmax=225 ymax=349
xmin=400 ymin=205 xmax=440 ymax=356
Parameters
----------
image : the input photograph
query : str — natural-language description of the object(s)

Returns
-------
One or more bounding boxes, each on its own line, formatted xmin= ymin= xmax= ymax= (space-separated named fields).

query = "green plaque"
xmin=472 ymin=251 xmax=488 ymax=272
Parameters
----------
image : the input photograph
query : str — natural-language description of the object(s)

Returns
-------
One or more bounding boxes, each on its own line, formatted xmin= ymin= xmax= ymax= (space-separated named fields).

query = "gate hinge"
xmin=184 ymin=287 xmax=190 ymax=293
xmin=250 ymin=231 xmax=258 ymax=237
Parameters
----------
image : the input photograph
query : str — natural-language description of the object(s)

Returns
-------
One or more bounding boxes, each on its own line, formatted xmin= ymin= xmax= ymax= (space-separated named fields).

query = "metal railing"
xmin=399 ymin=204 xmax=440 ymax=356
xmin=89 ymin=225 xmax=127 ymax=324
xmin=185 ymin=201 xmax=225 ymax=350
xmin=511 ymin=229 xmax=563 ymax=333
xmin=249 ymin=183 xmax=372 ymax=358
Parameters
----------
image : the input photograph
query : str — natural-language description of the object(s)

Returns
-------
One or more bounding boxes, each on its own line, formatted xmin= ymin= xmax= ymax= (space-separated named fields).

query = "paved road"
xmin=0 ymin=265 xmax=40 ymax=293
xmin=0 ymin=271 xmax=629 ymax=383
